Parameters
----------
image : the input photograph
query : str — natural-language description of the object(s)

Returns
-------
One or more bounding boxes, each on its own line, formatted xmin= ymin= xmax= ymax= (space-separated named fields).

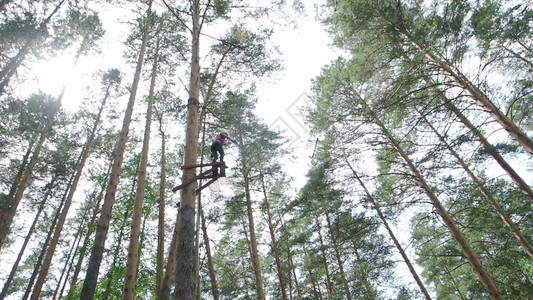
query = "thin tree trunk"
xmin=53 ymin=212 xmax=87 ymax=300
xmin=353 ymin=246 xmax=375 ymax=299
xmin=361 ymin=100 xmax=502 ymax=300
xmin=344 ymin=161 xmax=432 ymax=300
xmin=156 ymin=117 xmax=167 ymax=298
xmin=302 ymin=251 xmax=322 ymax=300
xmin=199 ymin=203 xmax=219 ymax=300
xmin=57 ymin=207 xmax=88 ymax=300
xmin=443 ymin=264 xmax=466 ymax=300
xmin=160 ymin=207 xmax=181 ymax=300
xmin=418 ymin=109 xmax=533 ymax=259
xmin=238 ymin=133 xmax=265 ymax=300
xmin=123 ymin=33 xmax=158 ymax=300
xmin=325 ymin=213 xmax=352 ymax=300
xmin=287 ymin=245 xmax=302 ymax=299
xmin=22 ymin=184 xmax=68 ymax=300
xmin=80 ymin=0 xmax=152 ymax=296
xmin=0 ymin=179 xmax=54 ymax=300
xmin=316 ymin=221 xmax=332 ymax=300
xmin=175 ymin=0 xmax=202 ymax=298
xmin=0 ymin=99 xmax=60 ymax=250
xmin=260 ymin=175 xmax=288 ymax=300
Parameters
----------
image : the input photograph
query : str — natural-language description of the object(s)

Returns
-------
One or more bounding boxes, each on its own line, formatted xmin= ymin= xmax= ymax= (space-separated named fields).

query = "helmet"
xmin=221 ymin=132 xmax=228 ymax=138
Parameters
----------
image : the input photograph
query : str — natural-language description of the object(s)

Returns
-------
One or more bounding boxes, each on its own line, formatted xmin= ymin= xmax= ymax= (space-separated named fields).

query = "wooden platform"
xmin=172 ymin=162 xmax=226 ymax=193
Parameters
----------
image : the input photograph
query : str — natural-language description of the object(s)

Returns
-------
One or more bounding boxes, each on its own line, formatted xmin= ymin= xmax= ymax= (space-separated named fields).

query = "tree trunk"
xmin=80 ymin=0 xmax=152 ymax=297
xmin=53 ymin=211 xmax=87 ymax=300
xmin=316 ymin=221 xmax=332 ymax=300
xmin=345 ymin=161 xmax=432 ymax=300
xmin=200 ymin=203 xmax=219 ymax=300
xmin=260 ymin=175 xmax=288 ymax=300
xmin=361 ymin=100 xmax=502 ymax=300
xmin=123 ymin=33 xmax=158 ymax=300
xmin=0 ymin=179 xmax=53 ymax=300
xmin=325 ymin=213 xmax=352 ymax=300
xmin=68 ymin=162 xmax=111 ymax=292
xmin=160 ymin=206 xmax=181 ymax=300
xmin=418 ymin=109 xmax=533 ymax=259
xmin=156 ymin=116 xmax=167 ymax=298
xmin=239 ymin=133 xmax=265 ymax=300
xmin=175 ymin=0 xmax=202 ymax=298
xmin=22 ymin=185 xmax=68 ymax=300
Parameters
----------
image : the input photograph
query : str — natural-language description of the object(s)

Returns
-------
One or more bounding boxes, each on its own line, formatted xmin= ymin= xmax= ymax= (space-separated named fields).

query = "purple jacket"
xmin=214 ymin=134 xmax=226 ymax=145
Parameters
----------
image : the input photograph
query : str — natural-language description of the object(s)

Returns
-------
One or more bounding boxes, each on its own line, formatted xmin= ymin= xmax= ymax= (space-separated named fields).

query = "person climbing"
xmin=211 ymin=132 xmax=228 ymax=177
xmin=211 ymin=132 xmax=228 ymax=163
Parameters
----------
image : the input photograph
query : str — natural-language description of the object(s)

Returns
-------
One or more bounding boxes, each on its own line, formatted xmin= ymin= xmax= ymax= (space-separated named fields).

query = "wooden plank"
xmin=181 ymin=161 xmax=225 ymax=169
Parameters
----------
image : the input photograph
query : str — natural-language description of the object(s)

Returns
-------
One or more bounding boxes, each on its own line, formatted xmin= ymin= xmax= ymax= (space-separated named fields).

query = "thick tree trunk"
xmin=123 ymin=33 xmax=158 ymax=300
xmin=175 ymin=1 xmax=201 ymax=298
xmin=362 ymin=101 xmax=502 ymax=300
xmin=419 ymin=109 xmax=533 ymax=259
xmin=260 ymin=175 xmax=288 ymax=300
xmin=345 ymin=162 xmax=432 ymax=300
xmin=80 ymin=0 xmax=152 ymax=296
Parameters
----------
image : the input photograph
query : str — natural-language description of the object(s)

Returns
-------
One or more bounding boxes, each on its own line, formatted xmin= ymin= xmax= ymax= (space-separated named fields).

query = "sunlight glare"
xmin=33 ymin=54 xmax=85 ymax=111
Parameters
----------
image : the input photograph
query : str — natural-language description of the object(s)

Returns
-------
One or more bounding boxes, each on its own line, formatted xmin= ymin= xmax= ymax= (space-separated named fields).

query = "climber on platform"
xmin=211 ymin=132 xmax=229 ymax=163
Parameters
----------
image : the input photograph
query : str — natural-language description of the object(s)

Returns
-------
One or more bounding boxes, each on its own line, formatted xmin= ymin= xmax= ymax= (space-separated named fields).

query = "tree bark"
xmin=80 ymin=0 xmax=152 ymax=296
xmin=175 ymin=0 xmax=202 ymax=298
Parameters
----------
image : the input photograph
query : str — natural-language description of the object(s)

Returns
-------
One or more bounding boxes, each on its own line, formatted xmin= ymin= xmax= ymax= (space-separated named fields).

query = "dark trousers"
xmin=210 ymin=141 xmax=224 ymax=162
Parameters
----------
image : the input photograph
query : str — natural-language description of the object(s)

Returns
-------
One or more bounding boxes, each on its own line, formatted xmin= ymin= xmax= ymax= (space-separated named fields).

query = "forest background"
xmin=0 ymin=0 xmax=532 ymax=299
